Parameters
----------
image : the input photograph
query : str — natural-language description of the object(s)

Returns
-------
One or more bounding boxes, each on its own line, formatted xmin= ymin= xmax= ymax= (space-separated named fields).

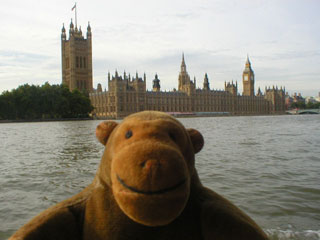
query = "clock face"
xmin=244 ymin=75 xmax=248 ymax=81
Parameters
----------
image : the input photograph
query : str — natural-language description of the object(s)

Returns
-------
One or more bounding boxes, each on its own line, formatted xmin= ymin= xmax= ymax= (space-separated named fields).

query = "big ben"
xmin=242 ymin=56 xmax=255 ymax=96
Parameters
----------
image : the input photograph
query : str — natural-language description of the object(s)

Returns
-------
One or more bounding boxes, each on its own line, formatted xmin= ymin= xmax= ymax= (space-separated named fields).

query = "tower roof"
xmin=61 ymin=23 xmax=66 ymax=32
xmin=70 ymin=19 xmax=74 ymax=29
xmin=246 ymin=54 xmax=251 ymax=65
xmin=180 ymin=52 xmax=187 ymax=74
xmin=181 ymin=53 xmax=186 ymax=67
xmin=244 ymin=55 xmax=253 ymax=73
xmin=204 ymin=73 xmax=208 ymax=81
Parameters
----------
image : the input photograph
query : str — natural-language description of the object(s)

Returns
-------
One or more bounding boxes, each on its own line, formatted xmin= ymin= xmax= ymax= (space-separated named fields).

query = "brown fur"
xmin=10 ymin=111 xmax=268 ymax=240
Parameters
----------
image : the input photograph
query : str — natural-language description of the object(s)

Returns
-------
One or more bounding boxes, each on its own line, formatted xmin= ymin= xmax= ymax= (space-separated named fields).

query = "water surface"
xmin=1 ymin=115 xmax=320 ymax=239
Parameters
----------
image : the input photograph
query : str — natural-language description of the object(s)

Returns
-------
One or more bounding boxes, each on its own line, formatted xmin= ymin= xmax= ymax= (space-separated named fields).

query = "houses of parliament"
xmin=61 ymin=21 xmax=285 ymax=118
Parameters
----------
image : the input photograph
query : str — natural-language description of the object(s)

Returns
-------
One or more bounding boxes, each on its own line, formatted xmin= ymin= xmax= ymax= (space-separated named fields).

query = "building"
xmin=60 ymin=22 xmax=285 ymax=118
xmin=242 ymin=56 xmax=255 ymax=97
xmin=292 ymin=93 xmax=305 ymax=104
xmin=305 ymin=96 xmax=317 ymax=104
xmin=305 ymin=92 xmax=320 ymax=104
xmin=89 ymin=54 xmax=285 ymax=118
xmin=61 ymin=20 xmax=93 ymax=93
xmin=316 ymin=92 xmax=320 ymax=102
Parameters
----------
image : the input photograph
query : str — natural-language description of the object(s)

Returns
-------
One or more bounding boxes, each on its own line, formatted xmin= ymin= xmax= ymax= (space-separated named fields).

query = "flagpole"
xmin=75 ymin=2 xmax=77 ymax=28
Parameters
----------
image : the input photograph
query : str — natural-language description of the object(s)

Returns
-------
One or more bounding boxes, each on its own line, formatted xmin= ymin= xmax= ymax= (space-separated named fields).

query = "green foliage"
xmin=306 ymin=101 xmax=320 ymax=109
xmin=0 ymin=83 xmax=93 ymax=120
xmin=291 ymin=101 xmax=306 ymax=109
xmin=290 ymin=101 xmax=320 ymax=110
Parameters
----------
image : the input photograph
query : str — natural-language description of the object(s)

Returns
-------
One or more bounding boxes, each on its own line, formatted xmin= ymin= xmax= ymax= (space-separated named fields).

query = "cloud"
xmin=0 ymin=50 xmax=50 ymax=65
xmin=0 ymin=0 xmax=319 ymax=96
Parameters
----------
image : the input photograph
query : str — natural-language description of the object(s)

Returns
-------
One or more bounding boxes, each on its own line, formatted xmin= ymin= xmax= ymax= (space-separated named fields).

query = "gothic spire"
xmin=61 ymin=23 xmax=66 ymax=33
xmin=203 ymin=73 xmax=210 ymax=90
xmin=70 ymin=18 xmax=74 ymax=29
xmin=61 ymin=23 xmax=66 ymax=40
xmin=153 ymin=73 xmax=161 ymax=92
xmin=181 ymin=53 xmax=186 ymax=72
xmin=246 ymin=54 xmax=251 ymax=66
xmin=244 ymin=54 xmax=253 ymax=74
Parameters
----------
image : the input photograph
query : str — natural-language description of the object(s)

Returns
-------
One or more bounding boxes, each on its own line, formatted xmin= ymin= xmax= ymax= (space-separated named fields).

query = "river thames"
xmin=1 ymin=114 xmax=319 ymax=239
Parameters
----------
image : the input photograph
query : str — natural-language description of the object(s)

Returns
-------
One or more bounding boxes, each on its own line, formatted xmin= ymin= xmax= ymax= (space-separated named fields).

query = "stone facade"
xmin=89 ymin=55 xmax=286 ymax=119
xmin=61 ymin=20 xmax=93 ymax=93
xmin=60 ymin=22 xmax=285 ymax=118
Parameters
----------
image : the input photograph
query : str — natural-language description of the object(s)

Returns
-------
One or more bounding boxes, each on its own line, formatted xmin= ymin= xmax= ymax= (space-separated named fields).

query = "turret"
xmin=152 ymin=73 xmax=161 ymax=92
xmin=87 ymin=22 xmax=92 ymax=38
xmin=181 ymin=53 xmax=186 ymax=72
xmin=203 ymin=73 xmax=210 ymax=90
xmin=61 ymin=23 xmax=66 ymax=40
xmin=178 ymin=53 xmax=192 ymax=94
xmin=225 ymin=81 xmax=238 ymax=96
xmin=257 ymin=87 xmax=262 ymax=96
xmin=97 ymin=83 xmax=102 ymax=93
xmin=69 ymin=19 xmax=74 ymax=35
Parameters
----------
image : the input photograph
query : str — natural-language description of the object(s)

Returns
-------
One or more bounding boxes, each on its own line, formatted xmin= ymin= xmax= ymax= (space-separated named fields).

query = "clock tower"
xmin=242 ymin=55 xmax=255 ymax=96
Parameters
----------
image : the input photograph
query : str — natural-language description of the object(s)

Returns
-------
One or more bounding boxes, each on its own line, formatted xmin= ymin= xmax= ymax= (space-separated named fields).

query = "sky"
xmin=0 ymin=0 xmax=319 ymax=97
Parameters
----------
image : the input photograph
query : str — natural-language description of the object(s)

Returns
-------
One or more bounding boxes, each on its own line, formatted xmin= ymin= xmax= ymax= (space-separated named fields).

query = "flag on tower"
xmin=72 ymin=3 xmax=76 ymax=11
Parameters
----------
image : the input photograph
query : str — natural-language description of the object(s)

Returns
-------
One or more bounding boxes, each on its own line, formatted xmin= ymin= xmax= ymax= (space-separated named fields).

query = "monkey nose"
xmin=140 ymin=159 xmax=161 ymax=170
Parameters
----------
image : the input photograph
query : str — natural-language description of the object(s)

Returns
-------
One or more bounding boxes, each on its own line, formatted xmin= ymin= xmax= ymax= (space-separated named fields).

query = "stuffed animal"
xmin=10 ymin=111 xmax=268 ymax=240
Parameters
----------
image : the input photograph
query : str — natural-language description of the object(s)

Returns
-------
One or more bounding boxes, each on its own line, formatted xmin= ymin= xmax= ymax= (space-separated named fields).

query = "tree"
xmin=0 ymin=91 xmax=15 ymax=119
xmin=0 ymin=83 xmax=93 ymax=120
xmin=291 ymin=101 xmax=306 ymax=109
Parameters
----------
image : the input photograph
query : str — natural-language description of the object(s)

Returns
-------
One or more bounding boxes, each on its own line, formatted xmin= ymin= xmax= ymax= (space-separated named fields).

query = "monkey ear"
xmin=186 ymin=128 xmax=204 ymax=154
xmin=96 ymin=121 xmax=118 ymax=145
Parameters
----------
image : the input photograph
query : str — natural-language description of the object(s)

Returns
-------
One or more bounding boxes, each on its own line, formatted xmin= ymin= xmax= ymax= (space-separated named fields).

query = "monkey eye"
xmin=125 ymin=130 xmax=133 ymax=139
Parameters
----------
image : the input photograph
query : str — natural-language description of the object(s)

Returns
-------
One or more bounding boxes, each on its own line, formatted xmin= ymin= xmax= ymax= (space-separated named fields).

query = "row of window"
xmin=76 ymin=80 xmax=88 ymax=90
xmin=76 ymin=56 xmax=87 ymax=68
xmin=94 ymin=103 xmax=274 ymax=114
xmin=92 ymin=98 xmax=270 ymax=110
xmin=64 ymin=56 xmax=87 ymax=69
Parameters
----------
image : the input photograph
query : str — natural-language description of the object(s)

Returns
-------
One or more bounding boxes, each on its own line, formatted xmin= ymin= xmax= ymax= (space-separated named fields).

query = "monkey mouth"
xmin=116 ymin=175 xmax=186 ymax=195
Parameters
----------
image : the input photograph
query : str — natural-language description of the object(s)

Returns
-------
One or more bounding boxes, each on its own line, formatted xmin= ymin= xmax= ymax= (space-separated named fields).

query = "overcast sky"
xmin=0 ymin=0 xmax=319 ymax=96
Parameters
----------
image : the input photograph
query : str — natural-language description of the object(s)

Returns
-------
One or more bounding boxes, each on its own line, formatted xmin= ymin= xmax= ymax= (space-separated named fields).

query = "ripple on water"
xmin=1 ymin=116 xmax=320 ymax=239
xmin=266 ymin=228 xmax=320 ymax=240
